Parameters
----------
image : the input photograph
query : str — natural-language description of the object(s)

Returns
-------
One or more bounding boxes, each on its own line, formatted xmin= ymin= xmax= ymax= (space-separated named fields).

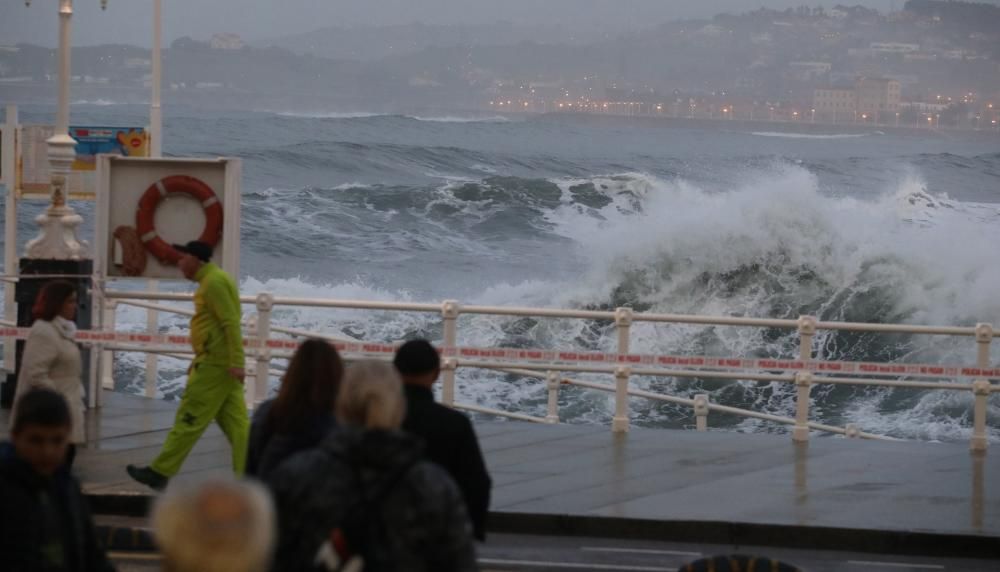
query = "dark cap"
xmin=172 ymin=241 xmax=213 ymax=263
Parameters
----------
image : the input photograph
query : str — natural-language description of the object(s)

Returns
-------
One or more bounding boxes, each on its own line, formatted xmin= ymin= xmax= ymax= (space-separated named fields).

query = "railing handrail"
xmin=101 ymin=289 xmax=995 ymax=337
xmin=68 ymin=289 xmax=996 ymax=451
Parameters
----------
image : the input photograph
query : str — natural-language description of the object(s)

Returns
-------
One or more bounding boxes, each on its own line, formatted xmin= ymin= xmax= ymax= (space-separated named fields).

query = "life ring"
xmin=136 ymin=175 xmax=223 ymax=265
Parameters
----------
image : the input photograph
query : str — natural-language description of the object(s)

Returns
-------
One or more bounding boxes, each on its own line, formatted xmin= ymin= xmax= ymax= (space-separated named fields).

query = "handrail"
xmin=115 ymin=298 xmax=194 ymax=317
xmin=489 ymin=364 xmax=893 ymax=440
xmin=453 ymin=402 xmax=549 ymax=424
xmin=565 ymin=378 xmax=891 ymax=441
xmin=101 ymin=290 xmax=998 ymax=337
xmin=75 ymin=290 xmax=1000 ymax=452
xmin=114 ymin=298 xmax=355 ymax=343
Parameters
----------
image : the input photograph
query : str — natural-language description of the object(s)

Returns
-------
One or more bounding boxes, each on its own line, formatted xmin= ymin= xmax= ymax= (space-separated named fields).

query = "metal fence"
xmin=85 ymin=288 xmax=999 ymax=453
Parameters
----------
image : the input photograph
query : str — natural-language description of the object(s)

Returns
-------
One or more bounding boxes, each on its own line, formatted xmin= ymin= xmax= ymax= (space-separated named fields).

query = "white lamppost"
xmin=150 ymin=0 xmax=162 ymax=157
xmin=22 ymin=0 xmax=108 ymax=259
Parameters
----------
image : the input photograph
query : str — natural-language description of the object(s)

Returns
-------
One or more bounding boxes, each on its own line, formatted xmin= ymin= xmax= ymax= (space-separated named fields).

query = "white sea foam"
xmin=752 ymin=131 xmax=870 ymax=140
xmin=410 ymin=115 xmax=511 ymax=123
xmin=269 ymin=110 xmax=510 ymax=123
xmin=273 ymin=111 xmax=383 ymax=119
xmin=71 ymin=99 xmax=121 ymax=106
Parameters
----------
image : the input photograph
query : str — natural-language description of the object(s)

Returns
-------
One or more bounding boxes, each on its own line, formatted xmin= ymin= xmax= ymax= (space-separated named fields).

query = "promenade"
xmin=1 ymin=391 xmax=997 ymax=558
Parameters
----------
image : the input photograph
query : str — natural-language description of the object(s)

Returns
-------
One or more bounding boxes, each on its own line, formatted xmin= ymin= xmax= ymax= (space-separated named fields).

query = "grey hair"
xmin=153 ymin=478 xmax=275 ymax=572
xmin=336 ymin=359 xmax=406 ymax=430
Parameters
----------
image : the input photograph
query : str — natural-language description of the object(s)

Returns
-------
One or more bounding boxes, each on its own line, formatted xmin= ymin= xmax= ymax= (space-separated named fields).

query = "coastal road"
xmin=111 ymin=532 xmax=1000 ymax=571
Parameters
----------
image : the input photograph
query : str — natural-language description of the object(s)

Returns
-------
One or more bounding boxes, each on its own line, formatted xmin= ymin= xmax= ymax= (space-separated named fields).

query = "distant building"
xmin=813 ymin=87 xmax=856 ymax=120
xmin=813 ymin=77 xmax=900 ymax=122
xmin=210 ymin=33 xmax=244 ymax=50
xmin=789 ymin=61 xmax=832 ymax=81
xmin=870 ymin=42 xmax=920 ymax=54
xmin=901 ymin=102 xmax=949 ymax=113
xmin=125 ymin=58 xmax=151 ymax=69
xmin=856 ymin=77 xmax=901 ymax=119
xmin=942 ymin=49 xmax=974 ymax=60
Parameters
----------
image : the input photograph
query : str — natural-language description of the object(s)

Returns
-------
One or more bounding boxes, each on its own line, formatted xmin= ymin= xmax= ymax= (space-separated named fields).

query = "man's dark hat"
xmin=172 ymin=240 xmax=213 ymax=263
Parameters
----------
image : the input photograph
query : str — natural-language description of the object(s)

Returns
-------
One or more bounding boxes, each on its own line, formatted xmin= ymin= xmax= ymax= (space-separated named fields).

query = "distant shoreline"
xmin=523 ymin=112 xmax=998 ymax=138
xmin=3 ymin=83 xmax=997 ymax=139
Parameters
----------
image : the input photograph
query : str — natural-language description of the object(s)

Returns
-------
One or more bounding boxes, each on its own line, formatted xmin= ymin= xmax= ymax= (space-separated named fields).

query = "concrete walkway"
xmin=2 ymin=392 xmax=997 ymax=557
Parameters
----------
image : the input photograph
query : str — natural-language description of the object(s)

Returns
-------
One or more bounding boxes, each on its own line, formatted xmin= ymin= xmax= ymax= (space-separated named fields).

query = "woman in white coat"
xmin=11 ymin=280 xmax=84 ymax=464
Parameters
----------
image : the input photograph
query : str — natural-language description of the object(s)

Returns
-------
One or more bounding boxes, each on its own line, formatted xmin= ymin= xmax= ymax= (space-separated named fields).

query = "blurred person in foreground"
xmin=153 ymin=477 xmax=275 ymax=572
xmin=266 ymin=360 xmax=478 ymax=571
xmin=0 ymin=388 xmax=115 ymax=571
xmin=394 ymin=339 xmax=492 ymax=541
xmin=11 ymin=280 xmax=85 ymax=466
xmin=128 ymin=240 xmax=248 ymax=490
xmin=247 ymin=338 xmax=344 ymax=479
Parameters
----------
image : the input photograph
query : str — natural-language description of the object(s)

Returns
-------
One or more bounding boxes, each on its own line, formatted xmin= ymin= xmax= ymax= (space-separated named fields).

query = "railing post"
xmin=243 ymin=314 xmax=257 ymax=409
xmin=441 ymin=300 xmax=460 ymax=407
xmin=971 ymin=380 xmax=990 ymax=452
xmin=143 ymin=279 xmax=158 ymax=398
xmin=971 ymin=323 xmax=992 ymax=452
xmin=793 ymin=371 xmax=813 ymax=443
xmin=613 ymin=307 xmax=633 ymax=433
xmin=2 ymin=105 xmax=18 ymax=374
xmin=100 ymin=300 xmax=117 ymax=391
xmin=694 ymin=393 xmax=709 ymax=431
xmin=545 ymin=371 xmax=560 ymax=424
xmin=793 ymin=315 xmax=817 ymax=443
xmin=253 ymin=293 xmax=273 ymax=408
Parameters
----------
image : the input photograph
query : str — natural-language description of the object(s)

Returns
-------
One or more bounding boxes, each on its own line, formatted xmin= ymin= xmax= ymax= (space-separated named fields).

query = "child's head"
xmin=11 ymin=389 xmax=72 ymax=477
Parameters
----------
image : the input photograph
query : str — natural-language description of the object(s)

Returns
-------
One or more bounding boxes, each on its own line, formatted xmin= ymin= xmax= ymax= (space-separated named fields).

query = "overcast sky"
xmin=0 ymin=0 xmax=972 ymax=48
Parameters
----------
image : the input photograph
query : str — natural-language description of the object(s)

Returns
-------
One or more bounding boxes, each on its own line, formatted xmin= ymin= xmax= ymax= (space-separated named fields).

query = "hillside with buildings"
xmin=1 ymin=1 xmax=998 ymax=127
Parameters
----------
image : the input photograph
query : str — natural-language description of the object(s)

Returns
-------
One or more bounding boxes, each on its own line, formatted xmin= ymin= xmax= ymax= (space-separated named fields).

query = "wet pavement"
xmin=2 ymin=391 xmax=997 ymax=556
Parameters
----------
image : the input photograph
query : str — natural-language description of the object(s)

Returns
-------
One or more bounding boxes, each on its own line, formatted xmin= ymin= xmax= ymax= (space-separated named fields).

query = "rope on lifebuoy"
xmin=135 ymin=175 xmax=223 ymax=266
xmin=113 ymin=225 xmax=147 ymax=276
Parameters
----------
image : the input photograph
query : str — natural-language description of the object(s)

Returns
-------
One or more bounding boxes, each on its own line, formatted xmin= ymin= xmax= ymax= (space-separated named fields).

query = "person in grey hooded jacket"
xmin=265 ymin=360 xmax=477 ymax=572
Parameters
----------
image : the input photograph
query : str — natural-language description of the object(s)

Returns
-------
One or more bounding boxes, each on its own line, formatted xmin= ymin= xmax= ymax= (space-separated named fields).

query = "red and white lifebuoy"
xmin=135 ymin=175 xmax=223 ymax=265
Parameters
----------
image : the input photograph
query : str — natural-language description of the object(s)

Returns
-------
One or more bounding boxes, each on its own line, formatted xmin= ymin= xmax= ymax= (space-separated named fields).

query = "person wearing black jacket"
xmin=394 ymin=339 xmax=492 ymax=541
xmin=0 ymin=388 xmax=115 ymax=572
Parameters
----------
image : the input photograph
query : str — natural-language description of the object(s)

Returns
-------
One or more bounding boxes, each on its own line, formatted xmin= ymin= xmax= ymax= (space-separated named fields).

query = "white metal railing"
xmin=76 ymin=289 xmax=998 ymax=453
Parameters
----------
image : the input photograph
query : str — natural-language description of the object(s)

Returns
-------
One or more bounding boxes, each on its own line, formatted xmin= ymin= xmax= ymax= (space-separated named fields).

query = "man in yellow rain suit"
xmin=127 ymin=241 xmax=247 ymax=491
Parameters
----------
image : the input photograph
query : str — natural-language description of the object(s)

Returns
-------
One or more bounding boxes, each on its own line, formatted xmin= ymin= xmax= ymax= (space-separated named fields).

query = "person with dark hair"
xmin=267 ymin=361 xmax=477 ymax=571
xmin=10 ymin=280 xmax=85 ymax=463
xmin=0 ymin=388 xmax=115 ymax=571
xmin=246 ymin=338 xmax=344 ymax=479
xmin=394 ymin=339 xmax=492 ymax=541
xmin=128 ymin=241 xmax=248 ymax=491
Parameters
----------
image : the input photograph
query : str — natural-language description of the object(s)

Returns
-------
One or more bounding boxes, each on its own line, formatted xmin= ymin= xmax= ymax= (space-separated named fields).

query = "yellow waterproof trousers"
xmin=151 ymin=363 xmax=248 ymax=477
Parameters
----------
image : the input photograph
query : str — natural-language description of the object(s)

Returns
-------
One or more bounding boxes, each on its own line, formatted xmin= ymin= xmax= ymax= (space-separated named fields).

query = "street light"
xmin=151 ymin=0 xmax=162 ymax=157
xmin=22 ymin=0 xmax=110 ymax=259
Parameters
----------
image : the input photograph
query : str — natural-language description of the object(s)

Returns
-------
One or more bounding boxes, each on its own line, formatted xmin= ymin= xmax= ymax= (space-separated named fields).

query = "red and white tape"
xmin=1 ymin=326 xmax=996 ymax=380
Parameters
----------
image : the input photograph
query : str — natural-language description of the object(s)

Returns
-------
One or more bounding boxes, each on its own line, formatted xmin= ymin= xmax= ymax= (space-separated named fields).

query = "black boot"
xmin=126 ymin=464 xmax=168 ymax=491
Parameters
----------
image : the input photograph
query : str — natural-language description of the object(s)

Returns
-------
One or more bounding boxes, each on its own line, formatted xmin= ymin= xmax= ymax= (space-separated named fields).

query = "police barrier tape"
xmin=2 ymin=326 xmax=997 ymax=380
